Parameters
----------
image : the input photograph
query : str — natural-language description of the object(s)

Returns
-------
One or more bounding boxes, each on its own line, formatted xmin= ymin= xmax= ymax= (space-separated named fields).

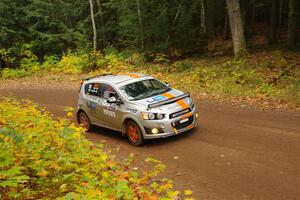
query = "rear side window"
xmin=85 ymin=83 xmax=101 ymax=96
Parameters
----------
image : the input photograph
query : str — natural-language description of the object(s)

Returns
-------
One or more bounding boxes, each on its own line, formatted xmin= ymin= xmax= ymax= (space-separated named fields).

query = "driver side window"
xmin=99 ymin=83 xmax=118 ymax=99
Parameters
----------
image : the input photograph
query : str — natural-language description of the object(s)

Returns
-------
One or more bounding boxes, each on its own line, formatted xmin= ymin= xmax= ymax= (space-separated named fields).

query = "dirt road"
xmin=1 ymin=87 xmax=299 ymax=200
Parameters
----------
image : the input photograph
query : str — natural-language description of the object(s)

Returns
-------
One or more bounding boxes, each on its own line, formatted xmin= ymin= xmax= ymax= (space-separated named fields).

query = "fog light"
xmin=195 ymin=113 xmax=198 ymax=118
xmin=151 ymin=128 xmax=159 ymax=134
xmin=173 ymin=128 xmax=178 ymax=134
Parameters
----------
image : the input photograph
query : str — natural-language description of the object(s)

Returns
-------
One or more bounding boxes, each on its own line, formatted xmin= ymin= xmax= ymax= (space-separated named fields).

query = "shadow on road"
xmin=87 ymin=124 xmax=199 ymax=147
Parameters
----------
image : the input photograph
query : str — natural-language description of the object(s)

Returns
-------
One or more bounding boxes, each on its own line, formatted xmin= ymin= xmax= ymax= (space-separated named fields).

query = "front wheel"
xmin=78 ymin=111 xmax=92 ymax=131
xmin=126 ymin=121 xmax=144 ymax=146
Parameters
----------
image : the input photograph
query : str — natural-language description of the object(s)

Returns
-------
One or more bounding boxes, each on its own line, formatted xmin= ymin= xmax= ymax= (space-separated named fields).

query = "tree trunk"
xmin=165 ymin=3 xmax=181 ymax=46
xmin=269 ymin=0 xmax=279 ymax=44
xmin=226 ymin=0 xmax=247 ymax=57
xmin=287 ymin=0 xmax=298 ymax=49
xmin=205 ymin=0 xmax=215 ymax=38
xmin=95 ymin=0 xmax=102 ymax=14
xmin=277 ymin=0 xmax=284 ymax=40
xmin=95 ymin=0 xmax=106 ymax=47
xmin=136 ymin=0 xmax=144 ymax=49
xmin=223 ymin=11 xmax=229 ymax=39
xmin=89 ymin=0 xmax=97 ymax=51
xmin=249 ymin=4 xmax=256 ymax=37
xmin=200 ymin=0 xmax=206 ymax=35
xmin=48 ymin=0 xmax=54 ymax=19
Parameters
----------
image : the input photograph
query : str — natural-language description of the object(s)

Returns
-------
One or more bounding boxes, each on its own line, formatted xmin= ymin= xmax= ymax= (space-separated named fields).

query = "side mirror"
xmin=107 ymin=96 xmax=123 ymax=105
xmin=165 ymin=82 xmax=171 ymax=87
xmin=107 ymin=96 xmax=117 ymax=104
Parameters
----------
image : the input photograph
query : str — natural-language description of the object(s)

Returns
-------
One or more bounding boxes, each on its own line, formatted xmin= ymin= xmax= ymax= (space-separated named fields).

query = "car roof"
xmin=84 ymin=73 xmax=150 ymax=85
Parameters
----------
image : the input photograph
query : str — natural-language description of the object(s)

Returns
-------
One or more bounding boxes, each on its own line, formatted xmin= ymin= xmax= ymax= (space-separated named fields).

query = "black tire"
xmin=126 ymin=121 xmax=144 ymax=146
xmin=78 ymin=111 xmax=92 ymax=131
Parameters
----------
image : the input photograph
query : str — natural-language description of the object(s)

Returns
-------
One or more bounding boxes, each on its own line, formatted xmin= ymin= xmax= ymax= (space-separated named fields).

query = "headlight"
xmin=148 ymin=113 xmax=156 ymax=120
xmin=141 ymin=112 xmax=165 ymax=120
xmin=190 ymin=98 xmax=195 ymax=110
xmin=156 ymin=113 xmax=164 ymax=120
xmin=191 ymin=102 xmax=195 ymax=110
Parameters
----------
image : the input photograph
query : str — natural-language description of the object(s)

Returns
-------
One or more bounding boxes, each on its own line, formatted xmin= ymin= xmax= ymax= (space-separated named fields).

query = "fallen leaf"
xmin=184 ymin=189 xmax=193 ymax=195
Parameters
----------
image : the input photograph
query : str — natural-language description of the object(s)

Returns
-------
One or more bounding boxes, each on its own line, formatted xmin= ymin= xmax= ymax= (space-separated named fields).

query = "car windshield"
xmin=119 ymin=79 xmax=170 ymax=100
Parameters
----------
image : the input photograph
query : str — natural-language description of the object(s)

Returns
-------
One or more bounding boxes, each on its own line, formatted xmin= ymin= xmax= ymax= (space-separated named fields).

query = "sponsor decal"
xmin=153 ymin=95 xmax=165 ymax=101
xmin=87 ymin=101 xmax=96 ymax=111
xmin=103 ymin=109 xmax=116 ymax=118
xmin=126 ymin=108 xmax=137 ymax=113
xmin=146 ymin=95 xmax=166 ymax=103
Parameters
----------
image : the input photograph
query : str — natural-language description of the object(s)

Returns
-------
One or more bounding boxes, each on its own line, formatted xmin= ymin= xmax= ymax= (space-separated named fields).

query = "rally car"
xmin=77 ymin=73 xmax=198 ymax=146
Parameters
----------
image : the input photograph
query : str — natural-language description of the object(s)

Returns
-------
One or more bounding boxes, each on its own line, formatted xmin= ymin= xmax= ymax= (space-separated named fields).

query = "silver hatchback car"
xmin=77 ymin=73 xmax=198 ymax=145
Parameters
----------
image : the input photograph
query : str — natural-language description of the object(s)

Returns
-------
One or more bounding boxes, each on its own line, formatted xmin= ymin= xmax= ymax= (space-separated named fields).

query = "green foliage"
xmin=1 ymin=49 xmax=299 ymax=107
xmin=1 ymin=68 xmax=28 ymax=79
xmin=0 ymin=49 xmax=15 ymax=68
xmin=172 ymin=60 xmax=194 ymax=72
xmin=0 ymin=98 xmax=192 ymax=199
xmin=51 ymin=52 xmax=88 ymax=74
xmin=19 ymin=44 xmax=41 ymax=73
xmin=42 ymin=55 xmax=60 ymax=69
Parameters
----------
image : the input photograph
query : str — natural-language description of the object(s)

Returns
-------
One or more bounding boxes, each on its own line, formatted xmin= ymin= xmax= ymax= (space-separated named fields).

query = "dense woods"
xmin=0 ymin=1 xmax=300 ymax=198
xmin=0 ymin=0 xmax=299 ymax=68
xmin=0 ymin=1 xmax=300 ymax=199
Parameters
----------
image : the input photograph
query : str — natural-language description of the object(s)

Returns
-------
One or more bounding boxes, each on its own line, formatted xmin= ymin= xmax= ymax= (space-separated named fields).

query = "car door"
xmin=84 ymin=82 xmax=106 ymax=125
xmin=98 ymin=83 xmax=124 ymax=130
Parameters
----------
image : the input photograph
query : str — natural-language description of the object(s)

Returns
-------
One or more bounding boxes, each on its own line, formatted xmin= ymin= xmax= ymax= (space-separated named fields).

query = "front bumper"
xmin=141 ymin=108 xmax=198 ymax=139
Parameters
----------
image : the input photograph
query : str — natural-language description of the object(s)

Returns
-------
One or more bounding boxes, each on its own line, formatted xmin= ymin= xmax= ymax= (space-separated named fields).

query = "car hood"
xmin=133 ymin=89 xmax=191 ymax=112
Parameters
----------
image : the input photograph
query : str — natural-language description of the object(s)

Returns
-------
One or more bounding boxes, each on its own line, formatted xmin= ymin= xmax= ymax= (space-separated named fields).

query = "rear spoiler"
xmin=81 ymin=73 xmax=113 ymax=83
xmin=147 ymin=93 xmax=190 ymax=110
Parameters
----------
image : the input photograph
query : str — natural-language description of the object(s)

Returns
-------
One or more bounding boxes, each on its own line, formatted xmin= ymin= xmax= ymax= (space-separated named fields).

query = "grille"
xmin=169 ymin=108 xmax=191 ymax=119
xmin=172 ymin=115 xmax=194 ymax=130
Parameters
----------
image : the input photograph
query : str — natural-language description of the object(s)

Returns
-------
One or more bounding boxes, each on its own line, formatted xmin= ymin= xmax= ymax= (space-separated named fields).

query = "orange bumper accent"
xmin=180 ymin=112 xmax=193 ymax=120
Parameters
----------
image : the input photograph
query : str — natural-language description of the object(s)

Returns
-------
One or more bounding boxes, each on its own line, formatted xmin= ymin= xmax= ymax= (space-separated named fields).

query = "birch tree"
xmin=89 ymin=0 xmax=97 ymax=51
xmin=165 ymin=2 xmax=181 ymax=46
xmin=136 ymin=0 xmax=144 ymax=49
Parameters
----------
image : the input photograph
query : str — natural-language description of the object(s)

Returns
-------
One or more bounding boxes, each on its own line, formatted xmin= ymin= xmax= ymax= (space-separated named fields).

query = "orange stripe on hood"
xmin=161 ymin=92 xmax=189 ymax=110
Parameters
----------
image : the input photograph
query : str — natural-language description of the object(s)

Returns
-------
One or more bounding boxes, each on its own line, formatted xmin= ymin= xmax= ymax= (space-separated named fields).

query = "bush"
xmin=52 ymin=52 xmax=88 ymax=74
xmin=19 ymin=44 xmax=41 ymax=73
xmin=41 ymin=55 xmax=60 ymax=70
xmin=0 ymin=98 xmax=192 ymax=199
xmin=1 ymin=68 xmax=28 ymax=79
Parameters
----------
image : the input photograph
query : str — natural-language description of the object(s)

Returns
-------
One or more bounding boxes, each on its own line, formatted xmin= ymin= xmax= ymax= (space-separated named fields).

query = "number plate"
xmin=180 ymin=118 xmax=189 ymax=124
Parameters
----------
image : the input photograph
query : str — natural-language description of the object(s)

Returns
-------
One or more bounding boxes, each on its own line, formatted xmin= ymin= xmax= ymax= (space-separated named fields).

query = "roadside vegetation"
xmin=1 ymin=47 xmax=299 ymax=109
xmin=0 ymin=98 xmax=194 ymax=199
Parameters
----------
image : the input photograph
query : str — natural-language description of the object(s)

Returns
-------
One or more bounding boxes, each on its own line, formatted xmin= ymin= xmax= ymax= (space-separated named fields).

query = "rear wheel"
xmin=126 ymin=121 xmax=144 ymax=146
xmin=78 ymin=111 xmax=92 ymax=131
